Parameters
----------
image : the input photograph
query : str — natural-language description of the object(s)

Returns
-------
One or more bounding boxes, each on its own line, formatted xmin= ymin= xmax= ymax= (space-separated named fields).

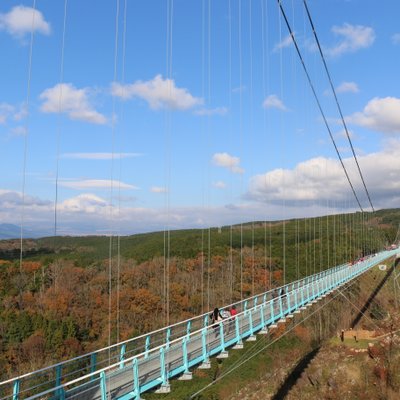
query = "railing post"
xmin=217 ymin=322 xmax=229 ymax=357
xmin=317 ymin=277 xmax=322 ymax=297
xmin=178 ymin=337 xmax=193 ymax=380
xmin=155 ymin=347 xmax=170 ymax=393
xmin=270 ymin=298 xmax=275 ymax=323
xmin=145 ymin=336 xmax=150 ymax=359
xmin=232 ymin=313 xmax=244 ymax=349
xmin=286 ymin=290 xmax=291 ymax=313
xmin=90 ymin=353 xmax=97 ymax=381
xmin=166 ymin=328 xmax=171 ymax=349
xmin=120 ymin=344 xmax=126 ymax=369
xmin=12 ymin=379 xmax=20 ymax=400
xmin=323 ymin=273 xmax=328 ymax=292
xmin=306 ymin=281 xmax=311 ymax=303
xmin=244 ymin=300 xmax=248 ymax=312
xmin=186 ymin=321 xmax=191 ymax=339
xmin=100 ymin=371 xmax=107 ymax=400
xmin=260 ymin=302 xmax=266 ymax=332
xmin=335 ymin=269 xmax=339 ymax=286
xmin=198 ymin=318 xmax=211 ymax=368
xmin=132 ymin=358 xmax=140 ymax=400
xmin=247 ymin=308 xmax=256 ymax=341
xmin=55 ymin=365 xmax=64 ymax=399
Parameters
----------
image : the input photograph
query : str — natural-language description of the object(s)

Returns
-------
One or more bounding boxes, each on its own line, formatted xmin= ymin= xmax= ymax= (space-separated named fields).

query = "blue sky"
xmin=1 ymin=0 xmax=400 ymax=235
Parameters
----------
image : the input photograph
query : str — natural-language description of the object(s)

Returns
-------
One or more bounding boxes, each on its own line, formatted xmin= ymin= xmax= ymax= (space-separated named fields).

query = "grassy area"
xmin=329 ymin=337 xmax=375 ymax=349
xmin=144 ymin=334 xmax=304 ymax=400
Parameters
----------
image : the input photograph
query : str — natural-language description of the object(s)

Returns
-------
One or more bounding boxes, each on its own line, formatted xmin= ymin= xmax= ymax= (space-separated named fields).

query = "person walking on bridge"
xmin=210 ymin=307 xmax=224 ymax=336
xmin=228 ymin=305 xmax=238 ymax=334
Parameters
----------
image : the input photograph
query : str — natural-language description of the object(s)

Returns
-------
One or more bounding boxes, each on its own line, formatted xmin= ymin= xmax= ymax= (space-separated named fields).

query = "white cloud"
xmin=59 ymin=179 xmax=137 ymax=190
xmin=325 ymin=23 xmax=375 ymax=57
xmin=194 ymin=107 xmax=228 ymax=116
xmin=111 ymin=75 xmax=203 ymax=110
xmin=13 ymin=104 xmax=28 ymax=121
xmin=347 ymin=97 xmax=400 ymax=134
xmin=10 ymin=126 xmax=27 ymax=136
xmin=2 ymin=139 xmax=400 ymax=235
xmin=61 ymin=153 xmax=141 ymax=160
xmin=59 ymin=194 xmax=108 ymax=213
xmin=213 ymin=181 xmax=227 ymax=189
xmin=0 ymin=103 xmax=14 ymax=124
xmin=39 ymin=83 xmax=107 ymax=124
xmin=247 ymin=157 xmax=344 ymax=203
xmin=262 ymin=94 xmax=287 ymax=111
xmin=212 ymin=152 xmax=244 ymax=174
xmin=335 ymin=129 xmax=356 ymax=140
xmin=0 ymin=103 xmax=28 ymax=125
xmin=247 ymin=140 xmax=400 ymax=209
xmin=336 ymin=81 xmax=359 ymax=94
xmin=0 ymin=6 xmax=50 ymax=38
xmin=151 ymin=186 xmax=167 ymax=193
xmin=392 ymin=33 xmax=400 ymax=45
xmin=273 ymin=33 xmax=293 ymax=52
xmin=0 ymin=189 xmax=51 ymax=207
xmin=232 ymin=86 xmax=246 ymax=93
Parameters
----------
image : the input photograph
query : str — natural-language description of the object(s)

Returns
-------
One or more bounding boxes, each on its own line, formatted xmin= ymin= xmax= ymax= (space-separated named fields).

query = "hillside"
xmin=0 ymin=208 xmax=399 ymax=384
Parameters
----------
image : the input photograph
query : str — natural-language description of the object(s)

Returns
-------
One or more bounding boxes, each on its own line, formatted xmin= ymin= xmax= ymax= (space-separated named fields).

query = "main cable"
xmin=277 ymin=0 xmax=364 ymax=212
xmin=303 ymin=0 xmax=375 ymax=213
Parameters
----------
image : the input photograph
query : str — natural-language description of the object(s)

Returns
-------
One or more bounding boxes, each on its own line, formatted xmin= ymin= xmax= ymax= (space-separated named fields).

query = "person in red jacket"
xmin=228 ymin=305 xmax=238 ymax=334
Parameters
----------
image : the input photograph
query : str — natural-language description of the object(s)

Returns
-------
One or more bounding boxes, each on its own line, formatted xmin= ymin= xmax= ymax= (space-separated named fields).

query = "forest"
xmin=0 ymin=208 xmax=399 ymax=381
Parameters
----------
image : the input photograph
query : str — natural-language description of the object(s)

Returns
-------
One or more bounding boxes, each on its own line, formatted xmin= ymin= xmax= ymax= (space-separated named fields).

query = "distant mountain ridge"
xmin=0 ymin=223 xmax=52 ymax=240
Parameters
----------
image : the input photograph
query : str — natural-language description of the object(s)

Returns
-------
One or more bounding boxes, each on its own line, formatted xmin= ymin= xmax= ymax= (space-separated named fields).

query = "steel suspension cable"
xmin=277 ymin=0 xmax=364 ymax=212
xmin=249 ymin=0 xmax=255 ymax=296
xmin=207 ymin=0 xmax=211 ymax=312
xmin=239 ymin=0 xmax=244 ymax=301
xmin=277 ymin=0 xmax=286 ymax=287
xmin=116 ymin=0 xmax=129 ymax=344
xmin=228 ymin=0 xmax=234 ymax=302
xmin=302 ymin=0 xmax=375 ymax=213
xmin=261 ymin=0 xmax=270 ymax=290
xmin=108 ymin=0 xmax=121 ymax=361
xmin=53 ymin=0 xmax=68 ymax=242
xmin=19 ymin=0 xmax=37 ymax=273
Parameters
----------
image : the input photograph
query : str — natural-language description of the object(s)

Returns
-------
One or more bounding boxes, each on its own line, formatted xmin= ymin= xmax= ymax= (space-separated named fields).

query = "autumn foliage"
xmin=0 ymin=247 xmax=278 ymax=379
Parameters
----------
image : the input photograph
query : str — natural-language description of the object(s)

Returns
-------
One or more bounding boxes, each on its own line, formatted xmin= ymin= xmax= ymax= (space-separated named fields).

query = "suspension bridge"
xmin=1 ymin=0 xmax=399 ymax=398
xmin=0 ymin=248 xmax=398 ymax=399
